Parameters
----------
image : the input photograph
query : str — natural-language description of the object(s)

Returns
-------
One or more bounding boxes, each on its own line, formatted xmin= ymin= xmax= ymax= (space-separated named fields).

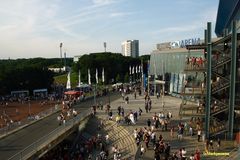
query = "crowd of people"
xmin=185 ymin=57 xmax=205 ymax=69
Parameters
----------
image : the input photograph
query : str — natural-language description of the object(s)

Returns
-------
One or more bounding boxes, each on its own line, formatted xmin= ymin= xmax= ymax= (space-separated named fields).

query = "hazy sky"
xmin=0 ymin=0 xmax=219 ymax=59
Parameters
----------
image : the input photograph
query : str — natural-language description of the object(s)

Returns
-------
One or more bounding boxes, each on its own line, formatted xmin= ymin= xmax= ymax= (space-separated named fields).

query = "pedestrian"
xmin=117 ymin=106 xmax=121 ymax=115
xmin=140 ymin=145 xmax=145 ymax=157
xmin=121 ymin=107 xmax=125 ymax=117
xmin=139 ymin=108 xmax=143 ymax=116
xmin=147 ymin=119 xmax=151 ymax=127
xmin=197 ymin=130 xmax=201 ymax=142
xmin=170 ymin=127 xmax=174 ymax=138
xmin=189 ymin=126 xmax=193 ymax=136
xmin=108 ymin=110 xmax=113 ymax=120
xmin=217 ymin=138 xmax=221 ymax=148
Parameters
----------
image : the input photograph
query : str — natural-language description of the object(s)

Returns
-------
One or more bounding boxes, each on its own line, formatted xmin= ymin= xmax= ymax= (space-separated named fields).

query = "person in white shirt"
xmin=197 ymin=130 xmax=201 ymax=142
xmin=140 ymin=145 xmax=145 ymax=156
xmin=182 ymin=148 xmax=187 ymax=158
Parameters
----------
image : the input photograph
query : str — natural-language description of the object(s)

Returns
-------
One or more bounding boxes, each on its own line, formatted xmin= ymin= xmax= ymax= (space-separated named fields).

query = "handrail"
xmin=7 ymin=109 xmax=91 ymax=160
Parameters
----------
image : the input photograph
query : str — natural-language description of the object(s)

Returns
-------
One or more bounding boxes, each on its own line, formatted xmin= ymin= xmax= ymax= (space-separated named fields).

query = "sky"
xmin=0 ymin=0 xmax=219 ymax=59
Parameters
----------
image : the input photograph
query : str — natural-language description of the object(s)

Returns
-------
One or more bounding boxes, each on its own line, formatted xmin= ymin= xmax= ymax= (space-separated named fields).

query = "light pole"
xmin=60 ymin=42 xmax=63 ymax=66
xmin=108 ymin=88 xmax=110 ymax=105
xmin=93 ymin=84 xmax=96 ymax=105
xmin=28 ymin=100 xmax=31 ymax=117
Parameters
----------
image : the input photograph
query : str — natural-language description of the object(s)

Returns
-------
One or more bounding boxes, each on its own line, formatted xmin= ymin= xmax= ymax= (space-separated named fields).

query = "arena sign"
xmin=170 ymin=38 xmax=201 ymax=48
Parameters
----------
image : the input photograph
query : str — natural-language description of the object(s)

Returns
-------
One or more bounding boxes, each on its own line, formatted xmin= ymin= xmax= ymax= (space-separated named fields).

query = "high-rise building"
xmin=121 ymin=40 xmax=139 ymax=58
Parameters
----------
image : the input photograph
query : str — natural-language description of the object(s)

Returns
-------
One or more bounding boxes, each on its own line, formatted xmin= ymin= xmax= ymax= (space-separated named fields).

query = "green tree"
xmin=116 ymin=74 xmax=121 ymax=82
xmin=124 ymin=73 xmax=129 ymax=83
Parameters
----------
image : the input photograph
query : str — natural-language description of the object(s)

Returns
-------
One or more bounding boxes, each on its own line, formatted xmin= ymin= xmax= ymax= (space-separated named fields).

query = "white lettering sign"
xmin=170 ymin=38 xmax=201 ymax=48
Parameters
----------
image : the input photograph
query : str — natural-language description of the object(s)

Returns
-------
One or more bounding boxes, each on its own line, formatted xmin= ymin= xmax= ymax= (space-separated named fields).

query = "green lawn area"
xmin=54 ymin=72 xmax=109 ymax=90
xmin=54 ymin=72 xmax=79 ymax=87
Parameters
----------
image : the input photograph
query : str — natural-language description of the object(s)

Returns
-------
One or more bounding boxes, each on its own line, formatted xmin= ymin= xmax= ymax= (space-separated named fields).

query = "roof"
xmin=215 ymin=0 xmax=240 ymax=36
xmin=64 ymin=91 xmax=82 ymax=95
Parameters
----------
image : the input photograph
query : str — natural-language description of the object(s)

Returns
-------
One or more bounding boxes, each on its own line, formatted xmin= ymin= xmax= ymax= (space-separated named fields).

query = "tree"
xmin=116 ymin=74 xmax=121 ymax=83
xmin=124 ymin=73 xmax=129 ymax=83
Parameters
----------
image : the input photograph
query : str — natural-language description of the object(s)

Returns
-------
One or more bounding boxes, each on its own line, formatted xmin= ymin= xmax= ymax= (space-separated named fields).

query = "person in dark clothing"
xmin=164 ymin=143 xmax=170 ymax=160
xmin=121 ymin=107 xmax=125 ymax=117
xmin=117 ymin=106 xmax=121 ymax=115
xmin=145 ymin=102 xmax=148 ymax=113
xmin=134 ymin=111 xmax=138 ymax=121
xmin=147 ymin=119 xmax=151 ymax=127
xmin=108 ymin=110 xmax=113 ymax=120
xmin=139 ymin=108 xmax=143 ymax=116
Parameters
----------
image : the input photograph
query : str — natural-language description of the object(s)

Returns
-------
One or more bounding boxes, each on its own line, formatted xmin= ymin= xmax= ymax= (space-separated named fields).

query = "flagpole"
xmin=147 ymin=60 xmax=150 ymax=95
xmin=141 ymin=60 xmax=144 ymax=95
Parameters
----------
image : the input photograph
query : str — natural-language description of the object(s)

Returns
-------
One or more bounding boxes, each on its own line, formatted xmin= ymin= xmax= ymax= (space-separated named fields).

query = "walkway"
xmin=100 ymin=93 xmax=237 ymax=160
xmin=0 ymin=92 xmax=120 ymax=160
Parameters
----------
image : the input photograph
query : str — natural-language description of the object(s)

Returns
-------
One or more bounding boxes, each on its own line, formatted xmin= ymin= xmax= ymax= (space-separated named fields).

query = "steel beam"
xmin=228 ymin=21 xmax=237 ymax=139
xmin=205 ymin=22 xmax=212 ymax=139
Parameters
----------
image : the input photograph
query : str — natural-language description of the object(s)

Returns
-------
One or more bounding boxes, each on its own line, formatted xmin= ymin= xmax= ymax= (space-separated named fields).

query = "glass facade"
xmin=149 ymin=49 xmax=204 ymax=94
xmin=150 ymin=49 xmax=204 ymax=75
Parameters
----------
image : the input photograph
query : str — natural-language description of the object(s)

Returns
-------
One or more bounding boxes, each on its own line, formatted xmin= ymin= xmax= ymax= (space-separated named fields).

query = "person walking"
xmin=140 ymin=144 xmax=145 ymax=157
xmin=147 ymin=119 xmax=151 ymax=127
xmin=197 ymin=130 xmax=201 ymax=142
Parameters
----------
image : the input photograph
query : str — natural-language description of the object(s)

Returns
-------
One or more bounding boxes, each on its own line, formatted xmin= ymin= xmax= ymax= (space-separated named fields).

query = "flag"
xmin=102 ymin=68 xmax=105 ymax=83
xmin=96 ymin=68 xmax=98 ymax=84
xmin=132 ymin=66 xmax=134 ymax=74
xmin=135 ymin=66 xmax=137 ymax=74
xmin=78 ymin=70 xmax=81 ymax=87
xmin=129 ymin=66 xmax=131 ymax=75
xmin=88 ymin=69 xmax=91 ymax=85
xmin=138 ymin=65 xmax=141 ymax=73
xmin=66 ymin=71 xmax=71 ymax=89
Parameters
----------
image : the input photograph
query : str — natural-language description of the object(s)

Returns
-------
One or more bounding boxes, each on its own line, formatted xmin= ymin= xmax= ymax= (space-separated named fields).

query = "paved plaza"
xmin=99 ymin=92 xmax=239 ymax=160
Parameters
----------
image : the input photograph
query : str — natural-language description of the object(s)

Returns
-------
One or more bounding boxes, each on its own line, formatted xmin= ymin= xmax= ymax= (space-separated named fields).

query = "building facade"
xmin=121 ymin=40 xmax=139 ymax=58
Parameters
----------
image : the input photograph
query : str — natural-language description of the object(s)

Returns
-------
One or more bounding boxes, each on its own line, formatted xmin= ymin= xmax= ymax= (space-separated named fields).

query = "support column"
xmin=205 ymin=22 xmax=212 ymax=139
xmin=228 ymin=21 xmax=237 ymax=139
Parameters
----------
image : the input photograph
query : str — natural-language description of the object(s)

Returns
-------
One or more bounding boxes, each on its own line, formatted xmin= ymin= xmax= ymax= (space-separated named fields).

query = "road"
xmin=0 ymin=92 xmax=120 ymax=160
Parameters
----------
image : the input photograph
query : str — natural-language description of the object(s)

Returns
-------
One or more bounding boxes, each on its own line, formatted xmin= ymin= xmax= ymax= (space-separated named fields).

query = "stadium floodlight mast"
xmin=60 ymin=42 xmax=63 ymax=66
xmin=104 ymin=42 xmax=107 ymax=52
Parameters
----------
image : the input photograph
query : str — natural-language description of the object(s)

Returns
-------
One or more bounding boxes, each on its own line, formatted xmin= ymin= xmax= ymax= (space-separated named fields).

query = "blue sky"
xmin=0 ymin=0 xmax=219 ymax=59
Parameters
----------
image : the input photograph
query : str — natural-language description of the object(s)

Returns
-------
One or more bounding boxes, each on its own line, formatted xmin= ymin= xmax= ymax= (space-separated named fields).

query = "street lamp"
xmin=60 ymin=42 xmax=63 ymax=66
xmin=28 ymin=100 xmax=31 ymax=117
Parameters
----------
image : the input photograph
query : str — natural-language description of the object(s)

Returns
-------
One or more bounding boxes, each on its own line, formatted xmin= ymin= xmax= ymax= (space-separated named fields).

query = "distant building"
xmin=73 ymin=55 xmax=81 ymax=63
xmin=48 ymin=66 xmax=70 ymax=73
xmin=121 ymin=40 xmax=139 ymax=58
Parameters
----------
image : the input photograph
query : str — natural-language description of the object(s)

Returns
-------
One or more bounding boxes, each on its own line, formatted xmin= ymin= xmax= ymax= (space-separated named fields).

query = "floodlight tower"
xmin=104 ymin=42 xmax=107 ymax=52
xmin=60 ymin=42 xmax=63 ymax=66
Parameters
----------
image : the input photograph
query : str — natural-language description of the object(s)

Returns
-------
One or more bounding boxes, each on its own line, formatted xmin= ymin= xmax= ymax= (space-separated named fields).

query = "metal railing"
xmin=7 ymin=109 xmax=91 ymax=160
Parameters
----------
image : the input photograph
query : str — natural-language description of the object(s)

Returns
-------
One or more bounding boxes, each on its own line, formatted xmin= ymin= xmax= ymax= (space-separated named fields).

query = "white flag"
xmin=88 ymin=69 xmax=91 ymax=85
xmin=129 ymin=66 xmax=131 ymax=75
xmin=138 ymin=65 xmax=141 ymax=73
xmin=102 ymin=68 xmax=105 ymax=83
xmin=66 ymin=71 xmax=71 ymax=89
xmin=135 ymin=66 xmax=137 ymax=74
xmin=78 ymin=70 xmax=81 ymax=87
xmin=132 ymin=66 xmax=134 ymax=74
xmin=96 ymin=68 xmax=98 ymax=84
